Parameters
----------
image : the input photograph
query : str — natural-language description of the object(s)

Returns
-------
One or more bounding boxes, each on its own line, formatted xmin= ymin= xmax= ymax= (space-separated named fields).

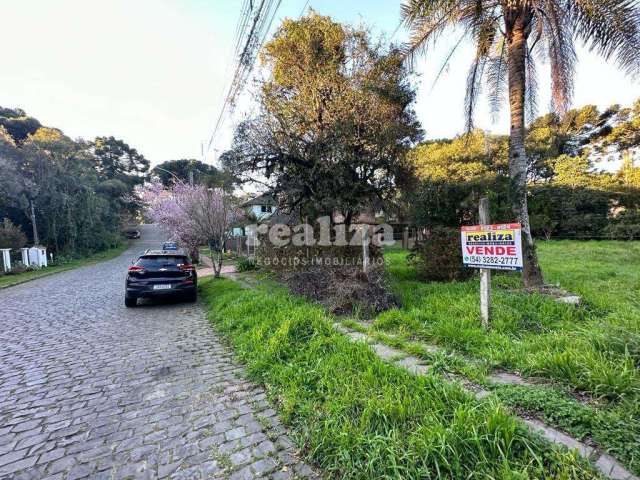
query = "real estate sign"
xmin=461 ymin=224 xmax=523 ymax=271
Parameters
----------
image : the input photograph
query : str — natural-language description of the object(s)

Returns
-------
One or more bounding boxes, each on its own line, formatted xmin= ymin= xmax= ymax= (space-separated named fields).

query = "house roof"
xmin=241 ymin=193 xmax=277 ymax=207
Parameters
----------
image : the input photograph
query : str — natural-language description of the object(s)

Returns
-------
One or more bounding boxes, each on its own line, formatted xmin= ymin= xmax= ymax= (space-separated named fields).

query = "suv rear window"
xmin=136 ymin=256 xmax=188 ymax=267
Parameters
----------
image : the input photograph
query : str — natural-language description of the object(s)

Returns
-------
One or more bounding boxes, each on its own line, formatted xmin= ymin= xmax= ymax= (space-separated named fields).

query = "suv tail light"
xmin=128 ymin=265 xmax=145 ymax=273
xmin=179 ymin=264 xmax=195 ymax=273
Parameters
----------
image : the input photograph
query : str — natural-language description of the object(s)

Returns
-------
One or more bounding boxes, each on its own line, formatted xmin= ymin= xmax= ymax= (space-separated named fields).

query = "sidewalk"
xmin=197 ymin=255 xmax=237 ymax=278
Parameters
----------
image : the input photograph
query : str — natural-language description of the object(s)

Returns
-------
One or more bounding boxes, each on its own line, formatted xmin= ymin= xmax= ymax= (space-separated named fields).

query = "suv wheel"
xmin=185 ymin=291 xmax=197 ymax=303
xmin=125 ymin=296 xmax=137 ymax=308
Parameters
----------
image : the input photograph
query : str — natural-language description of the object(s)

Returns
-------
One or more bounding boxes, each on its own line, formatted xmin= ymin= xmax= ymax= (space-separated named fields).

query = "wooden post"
xmin=479 ymin=197 xmax=491 ymax=328
xmin=362 ymin=225 xmax=370 ymax=273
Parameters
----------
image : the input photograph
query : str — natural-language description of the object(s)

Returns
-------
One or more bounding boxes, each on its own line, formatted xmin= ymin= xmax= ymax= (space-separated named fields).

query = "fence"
xmin=225 ymin=236 xmax=252 ymax=256
xmin=225 ymin=229 xmax=422 ymax=254
xmin=0 ymin=249 xmax=25 ymax=273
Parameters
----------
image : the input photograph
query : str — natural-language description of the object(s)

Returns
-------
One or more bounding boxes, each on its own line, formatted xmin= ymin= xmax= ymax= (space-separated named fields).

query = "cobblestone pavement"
xmin=0 ymin=225 xmax=319 ymax=480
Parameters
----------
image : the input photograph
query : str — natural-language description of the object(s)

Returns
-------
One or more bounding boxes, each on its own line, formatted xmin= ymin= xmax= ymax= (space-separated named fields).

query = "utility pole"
xmin=479 ymin=197 xmax=491 ymax=328
xmin=29 ymin=198 xmax=40 ymax=245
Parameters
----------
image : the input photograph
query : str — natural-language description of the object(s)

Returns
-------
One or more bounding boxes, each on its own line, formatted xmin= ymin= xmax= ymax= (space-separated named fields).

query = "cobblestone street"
xmin=0 ymin=225 xmax=318 ymax=480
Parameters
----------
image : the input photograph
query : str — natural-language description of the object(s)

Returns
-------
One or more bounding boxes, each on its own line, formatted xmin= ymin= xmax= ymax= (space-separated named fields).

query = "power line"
xmin=390 ymin=17 xmax=403 ymax=42
xmin=298 ymin=0 xmax=310 ymax=19
xmin=204 ymin=0 xmax=283 ymax=164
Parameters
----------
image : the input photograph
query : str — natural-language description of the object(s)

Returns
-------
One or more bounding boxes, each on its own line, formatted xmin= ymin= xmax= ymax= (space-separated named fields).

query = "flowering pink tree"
xmin=137 ymin=181 xmax=243 ymax=277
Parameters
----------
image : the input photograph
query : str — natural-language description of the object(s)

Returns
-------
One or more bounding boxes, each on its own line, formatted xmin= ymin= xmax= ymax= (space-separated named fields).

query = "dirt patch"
xmin=527 ymin=285 xmax=582 ymax=306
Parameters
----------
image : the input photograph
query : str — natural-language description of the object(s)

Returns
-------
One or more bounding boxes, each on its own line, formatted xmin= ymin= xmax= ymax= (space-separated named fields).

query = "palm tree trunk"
xmin=506 ymin=16 xmax=544 ymax=288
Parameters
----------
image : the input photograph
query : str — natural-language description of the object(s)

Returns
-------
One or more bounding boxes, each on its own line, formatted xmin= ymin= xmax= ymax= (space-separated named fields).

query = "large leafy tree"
xmin=0 ymin=107 xmax=41 ymax=142
xmin=401 ymin=0 xmax=640 ymax=288
xmin=0 ymin=107 xmax=147 ymax=255
xmin=93 ymin=136 xmax=149 ymax=183
xmin=600 ymin=99 xmax=640 ymax=155
xmin=410 ymin=130 xmax=507 ymax=182
xmin=223 ymin=13 xmax=422 ymax=222
xmin=151 ymin=159 xmax=235 ymax=189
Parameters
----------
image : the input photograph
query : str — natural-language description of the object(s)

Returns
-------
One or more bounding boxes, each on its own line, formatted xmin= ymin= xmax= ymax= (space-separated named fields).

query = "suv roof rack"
xmin=141 ymin=249 xmax=188 ymax=256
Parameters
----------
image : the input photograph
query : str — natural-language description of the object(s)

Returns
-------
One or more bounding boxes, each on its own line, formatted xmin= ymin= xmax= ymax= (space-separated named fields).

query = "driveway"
xmin=0 ymin=225 xmax=317 ymax=479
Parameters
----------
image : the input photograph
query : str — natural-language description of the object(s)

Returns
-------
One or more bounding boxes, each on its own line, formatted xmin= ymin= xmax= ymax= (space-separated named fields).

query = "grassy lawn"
xmin=381 ymin=241 xmax=640 ymax=399
xmin=375 ymin=240 xmax=640 ymax=474
xmin=0 ymin=243 xmax=128 ymax=289
xmin=200 ymin=277 xmax=597 ymax=479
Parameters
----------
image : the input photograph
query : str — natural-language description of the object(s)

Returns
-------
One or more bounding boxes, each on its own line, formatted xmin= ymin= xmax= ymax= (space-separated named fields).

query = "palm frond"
xmin=486 ymin=38 xmax=507 ymax=122
xmin=464 ymin=55 xmax=487 ymax=132
xmin=525 ymin=49 xmax=539 ymax=123
xmin=400 ymin=0 xmax=468 ymax=67
xmin=463 ymin=6 xmax=499 ymax=131
xmin=430 ymin=32 xmax=467 ymax=90
xmin=541 ymin=0 xmax=576 ymax=114
xmin=570 ymin=0 xmax=640 ymax=77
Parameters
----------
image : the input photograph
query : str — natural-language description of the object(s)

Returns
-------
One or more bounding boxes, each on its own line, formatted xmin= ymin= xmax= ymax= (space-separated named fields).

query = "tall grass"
xmin=380 ymin=242 xmax=640 ymax=402
xmin=375 ymin=241 xmax=640 ymax=474
xmin=201 ymin=278 xmax=597 ymax=479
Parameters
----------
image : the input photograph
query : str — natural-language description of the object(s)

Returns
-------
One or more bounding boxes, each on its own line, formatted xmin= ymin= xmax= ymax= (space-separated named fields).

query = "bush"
xmin=284 ymin=264 xmax=398 ymax=316
xmin=254 ymin=232 xmax=396 ymax=315
xmin=408 ymin=227 xmax=473 ymax=282
xmin=0 ymin=218 xmax=27 ymax=249
xmin=529 ymin=186 xmax=611 ymax=239
xmin=605 ymin=223 xmax=640 ymax=240
xmin=236 ymin=256 xmax=258 ymax=272
xmin=410 ymin=178 xmax=512 ymax=228
xmin=605 ymin=210 xmax=640 ymax=240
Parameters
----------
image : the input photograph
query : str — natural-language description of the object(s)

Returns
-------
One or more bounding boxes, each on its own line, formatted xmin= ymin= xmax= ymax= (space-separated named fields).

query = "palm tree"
xmin=401 ymin=0 xmax=640 ymax=288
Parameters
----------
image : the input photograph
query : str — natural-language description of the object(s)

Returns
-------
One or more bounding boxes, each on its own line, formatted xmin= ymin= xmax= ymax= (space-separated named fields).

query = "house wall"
xmin=250 ymin=204 xmax=275 ymax=220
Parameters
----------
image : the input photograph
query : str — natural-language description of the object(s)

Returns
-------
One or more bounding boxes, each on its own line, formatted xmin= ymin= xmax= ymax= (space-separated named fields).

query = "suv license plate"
xmin=153 ymin=284 xmax=172 ymax=290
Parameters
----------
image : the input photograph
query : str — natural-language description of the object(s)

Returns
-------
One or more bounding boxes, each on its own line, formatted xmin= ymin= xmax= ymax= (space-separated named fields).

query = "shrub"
xmin=254 ymin=232 xmax=395 ymax=315
xmin=236 ymin=256 xmax=258 ymax=272
xmin=529 ymin=186 xmax=611 ymax=239
xmin=284 ymin=264 xmax=398 ymax=316
xmin=605 ymin=223 xmax=640 ymax=240
xmin=408 ymin=227 xmax=473 ymax=282
xmin=605 ymin=210 xmax=640 ymax=240
xmin=0 ymin=218 xmax=27 ymax=249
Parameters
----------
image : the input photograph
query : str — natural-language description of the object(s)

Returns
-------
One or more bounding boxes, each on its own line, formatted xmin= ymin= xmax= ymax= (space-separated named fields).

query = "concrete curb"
xmin=333 ymin=322 xmax=638 ymax=480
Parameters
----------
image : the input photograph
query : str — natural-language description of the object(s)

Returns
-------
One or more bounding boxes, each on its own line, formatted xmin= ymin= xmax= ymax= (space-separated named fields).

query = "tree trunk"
xmin=209 ymin=240 xmax=222 ymax=278
xmin=506 ymin=14 xmax=544 ymax=289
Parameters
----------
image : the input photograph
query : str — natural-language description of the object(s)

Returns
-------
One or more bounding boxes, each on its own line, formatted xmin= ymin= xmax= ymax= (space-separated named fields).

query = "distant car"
xmin=162 ymin=242 xmax=178 ymax=251
xmin=124 ymin=229 xmax=141 ymax=239
xmin=125 ymin=250 xmax=197 ymax=307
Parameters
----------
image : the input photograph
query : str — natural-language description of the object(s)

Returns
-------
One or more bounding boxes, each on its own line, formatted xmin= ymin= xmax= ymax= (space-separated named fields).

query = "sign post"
xmin=479 ymin=198 xmax=491 ymax=328
xmin=461 ymin=198 xmax=524 ymax=329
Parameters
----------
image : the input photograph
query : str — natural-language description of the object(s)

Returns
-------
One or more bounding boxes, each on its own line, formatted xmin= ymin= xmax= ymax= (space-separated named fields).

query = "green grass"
xmin=0 ymin=243 xmax=128 ymax=289
xmin=492 ymin=384 xmax=640 ymax=473
xmin=380 ymin=242 xmax=640 ymax=401
xmin=200 ymin=277 xmax=598 ymax=479
xmin=374 ymin=241 xmax=640 ymax=474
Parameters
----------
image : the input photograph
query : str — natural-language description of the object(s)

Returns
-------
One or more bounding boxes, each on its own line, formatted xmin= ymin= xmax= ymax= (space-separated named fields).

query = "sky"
xmin=2 ymin=0 xmax=639 ymax=167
